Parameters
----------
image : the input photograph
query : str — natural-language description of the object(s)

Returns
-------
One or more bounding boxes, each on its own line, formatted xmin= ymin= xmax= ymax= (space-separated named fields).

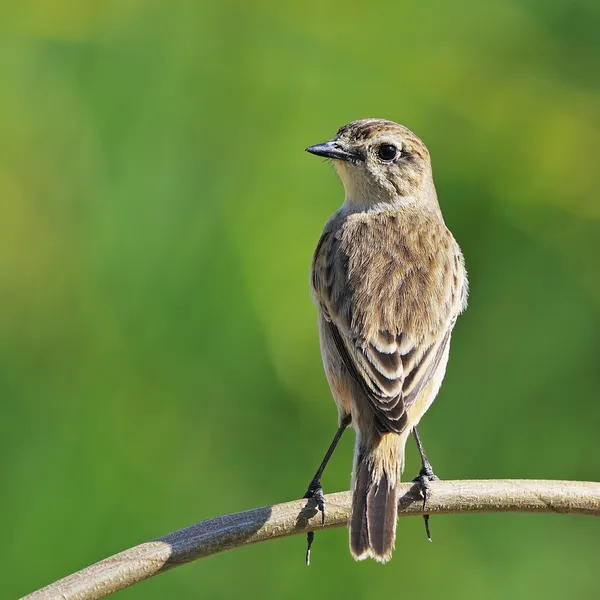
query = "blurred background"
xmin=1 ymin=0 xmax=599 ymax=598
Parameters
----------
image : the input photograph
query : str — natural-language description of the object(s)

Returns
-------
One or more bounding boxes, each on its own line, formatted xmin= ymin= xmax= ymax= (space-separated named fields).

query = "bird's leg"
xmin=303 ymin=414 xmax=351 ymax=517
xmin=412 ymin=427 xmax=439 ymax=542
xmin=303 ymin=414 xmax=351 ymax=564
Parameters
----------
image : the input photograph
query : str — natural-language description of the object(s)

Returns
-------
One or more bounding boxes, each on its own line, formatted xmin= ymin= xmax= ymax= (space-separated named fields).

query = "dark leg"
xmin=412 ymin=427 xmax=438 ymax=542
xmin=303 ymin=414 xmax=351 ymax=565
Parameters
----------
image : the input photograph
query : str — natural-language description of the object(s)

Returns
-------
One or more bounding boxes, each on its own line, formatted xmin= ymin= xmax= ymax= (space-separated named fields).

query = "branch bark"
xmin=22 ymin=479 xmax=600 ymax=600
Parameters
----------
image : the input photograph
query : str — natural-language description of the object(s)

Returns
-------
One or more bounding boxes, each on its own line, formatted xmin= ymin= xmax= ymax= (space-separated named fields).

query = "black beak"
xmin=305 ymin=141 xmax=358 ymax=162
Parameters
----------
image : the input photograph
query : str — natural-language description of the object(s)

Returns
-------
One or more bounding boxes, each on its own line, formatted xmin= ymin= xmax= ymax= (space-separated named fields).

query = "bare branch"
xmin=22 ymin=479 xmax=600 ymax=600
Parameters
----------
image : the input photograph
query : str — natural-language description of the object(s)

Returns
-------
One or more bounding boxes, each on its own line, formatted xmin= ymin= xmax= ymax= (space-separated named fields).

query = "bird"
xmin=302 ymin=118 xmax=468 ymax=563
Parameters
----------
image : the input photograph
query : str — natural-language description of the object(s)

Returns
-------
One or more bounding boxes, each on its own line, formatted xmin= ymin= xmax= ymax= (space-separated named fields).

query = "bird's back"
xmin=312 ymin=205 xmax=466 ymax=348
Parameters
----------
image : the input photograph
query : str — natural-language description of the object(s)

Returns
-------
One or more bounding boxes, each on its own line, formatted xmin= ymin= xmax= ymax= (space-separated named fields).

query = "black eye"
xmin=377 ymin=144 xmax=397 ymax=161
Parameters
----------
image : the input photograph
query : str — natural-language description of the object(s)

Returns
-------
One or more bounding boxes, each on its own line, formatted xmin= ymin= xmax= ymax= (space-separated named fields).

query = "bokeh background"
xmin=1 ymin=0 xmax=599 ymax=598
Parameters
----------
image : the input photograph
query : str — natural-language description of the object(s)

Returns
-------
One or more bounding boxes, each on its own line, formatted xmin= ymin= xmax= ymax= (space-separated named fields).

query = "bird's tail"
xmin=349 ymin=432 xmax=405 ymax=563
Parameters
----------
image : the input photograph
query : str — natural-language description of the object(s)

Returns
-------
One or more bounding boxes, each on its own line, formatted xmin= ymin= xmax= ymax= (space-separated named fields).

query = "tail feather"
xmin=349 ymin=456 xmax=371 ymax=559
xmin=350 ymin=434 xmax=403 ymax=563
xmin=367 ymin=471 xmax=398 ymax=559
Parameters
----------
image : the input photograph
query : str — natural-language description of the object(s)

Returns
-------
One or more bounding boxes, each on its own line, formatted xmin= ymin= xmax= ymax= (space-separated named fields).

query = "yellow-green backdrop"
xmin=1 ymin=1 xmax=599 ymax=598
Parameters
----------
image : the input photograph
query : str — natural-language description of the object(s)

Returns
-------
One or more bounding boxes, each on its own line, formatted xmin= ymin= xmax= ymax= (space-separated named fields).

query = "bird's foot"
xmin=303 ymin=480 xmax=326 ymax=565
xmin=303 ymin=480 xmax=326 ymax=526
xmin=413 ymin=465 xmax=439 ymax=542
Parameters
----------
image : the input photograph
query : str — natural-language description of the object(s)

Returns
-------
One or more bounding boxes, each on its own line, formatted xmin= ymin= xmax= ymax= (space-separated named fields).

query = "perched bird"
xmin=303 ymin=119 xmax=467 ymax=563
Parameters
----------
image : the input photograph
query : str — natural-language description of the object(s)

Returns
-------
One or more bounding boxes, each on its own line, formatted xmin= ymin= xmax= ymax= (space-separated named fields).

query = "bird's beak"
xmin=305 ymin=140 xmax=358 ymax=162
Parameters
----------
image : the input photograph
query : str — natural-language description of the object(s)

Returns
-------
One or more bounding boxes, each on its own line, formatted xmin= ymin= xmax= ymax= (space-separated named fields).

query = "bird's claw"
xmin=413 ymin=466 xmax=438 ymax=541
xmin=303 ymin=481 xmax=326 ymax=526
xmin=414 ymin=465 xmax=438 ymax=507
xmin=303 ymin=481 xmax=327 ymax=565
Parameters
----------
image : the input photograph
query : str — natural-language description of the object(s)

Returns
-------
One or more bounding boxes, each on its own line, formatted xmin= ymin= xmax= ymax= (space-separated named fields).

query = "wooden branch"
xmin=22 ymin=480 xmax=600 ymax=600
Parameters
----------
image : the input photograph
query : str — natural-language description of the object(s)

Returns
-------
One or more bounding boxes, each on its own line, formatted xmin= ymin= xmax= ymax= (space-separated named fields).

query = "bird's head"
xmin=307 ymin=119 xmax=433 ymax=206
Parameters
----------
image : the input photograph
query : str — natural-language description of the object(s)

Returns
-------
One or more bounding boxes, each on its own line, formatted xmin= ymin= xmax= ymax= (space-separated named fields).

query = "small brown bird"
xmin=303 ymin=119 xmax=467 ymax=563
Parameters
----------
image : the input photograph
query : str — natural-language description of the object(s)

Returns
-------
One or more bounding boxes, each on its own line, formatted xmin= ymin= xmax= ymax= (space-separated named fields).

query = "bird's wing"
xmin=325 ymin=316 xmax=454 ymax=434
xmin=312 ymin=222 xmax=464 ymax=435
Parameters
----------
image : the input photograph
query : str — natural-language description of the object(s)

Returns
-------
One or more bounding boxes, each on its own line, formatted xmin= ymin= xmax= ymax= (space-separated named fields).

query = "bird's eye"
xmin=377 ymin=144 xmax=397 ymax=161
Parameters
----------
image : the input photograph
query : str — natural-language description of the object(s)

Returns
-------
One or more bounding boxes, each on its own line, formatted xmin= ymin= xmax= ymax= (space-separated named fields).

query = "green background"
xmin=1 ymin=0 xmax=599 ymax=598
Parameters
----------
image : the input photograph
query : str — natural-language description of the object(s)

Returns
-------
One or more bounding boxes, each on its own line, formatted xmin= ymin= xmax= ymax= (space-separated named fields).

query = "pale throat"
xmin=334 ymin=161 xmax=413 ymax=211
